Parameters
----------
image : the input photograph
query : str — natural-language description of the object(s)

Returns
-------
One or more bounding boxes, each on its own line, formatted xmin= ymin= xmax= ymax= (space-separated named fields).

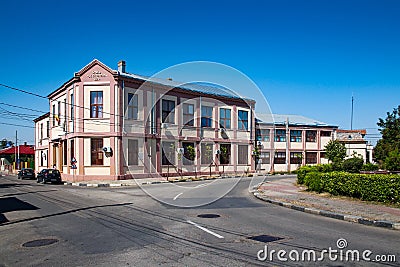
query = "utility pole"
xmin=15 ymin=130 xmax=17 ymax=171
xmin=350 ymin=94 xmax=354 ymax=130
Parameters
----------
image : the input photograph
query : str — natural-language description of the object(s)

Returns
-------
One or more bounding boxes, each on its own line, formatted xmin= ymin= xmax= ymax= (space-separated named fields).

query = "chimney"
xmin=24 ymin=142 xmax=27 ymax=146
xmin=118 ymin=60 xmax=126 ymax=73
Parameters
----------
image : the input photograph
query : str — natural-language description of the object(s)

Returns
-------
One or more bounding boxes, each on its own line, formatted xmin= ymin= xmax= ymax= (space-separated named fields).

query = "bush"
xmin=303 ymin=171 xmax=400 ymax=203
xmin=297 ymin=164 xmax=333 ymax=184
xmin=361 ymin=163 xmax=379 ymax=171
xmin=342 ymin=157 xmax=364 ymax=173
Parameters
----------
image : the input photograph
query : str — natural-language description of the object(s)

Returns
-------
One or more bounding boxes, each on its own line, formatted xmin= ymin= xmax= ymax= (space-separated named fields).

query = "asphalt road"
xmin=0 ymin=175 xmax=399 ymax=267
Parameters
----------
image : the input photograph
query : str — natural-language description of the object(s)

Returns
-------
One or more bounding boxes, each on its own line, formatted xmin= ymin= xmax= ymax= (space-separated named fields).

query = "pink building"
xmin=34 ymin=59 xmax=256 ymax=181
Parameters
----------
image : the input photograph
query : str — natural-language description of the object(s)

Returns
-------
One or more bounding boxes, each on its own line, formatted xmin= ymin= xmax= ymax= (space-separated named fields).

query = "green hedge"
xmin=303 ymin=171 xmax=400 ymax=203
xmin=297 ymin=164 xmax=333 ymax=184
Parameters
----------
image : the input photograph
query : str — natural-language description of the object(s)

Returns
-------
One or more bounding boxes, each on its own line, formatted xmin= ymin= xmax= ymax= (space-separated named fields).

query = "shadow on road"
xmin=0 ymin=197 xmax=39 ymax=223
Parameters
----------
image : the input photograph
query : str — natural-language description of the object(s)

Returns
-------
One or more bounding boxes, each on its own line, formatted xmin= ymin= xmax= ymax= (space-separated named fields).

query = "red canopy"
xmin=0 ymin=145 xmax=35 ymax=155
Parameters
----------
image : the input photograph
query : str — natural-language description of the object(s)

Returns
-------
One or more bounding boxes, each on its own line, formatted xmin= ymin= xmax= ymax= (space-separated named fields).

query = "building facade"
xmin=34 ymin=59 xmax=256 ymax=181
xmin=255 ymin=114 xmax=338 ymax=172
xmin=336 ymin=129 xmax=374 ymax=163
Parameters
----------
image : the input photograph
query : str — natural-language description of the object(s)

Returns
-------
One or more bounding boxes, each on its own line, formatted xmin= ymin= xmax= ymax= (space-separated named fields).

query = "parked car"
xmin=17 ymin=168 xmax=35 ymax=180
xmin=36 ymin=169 xmax=62 ymax=184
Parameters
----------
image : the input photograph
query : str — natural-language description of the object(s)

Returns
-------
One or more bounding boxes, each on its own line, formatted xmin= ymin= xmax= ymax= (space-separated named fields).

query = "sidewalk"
xmin=254 ymin=177 xmax=400 ymax=230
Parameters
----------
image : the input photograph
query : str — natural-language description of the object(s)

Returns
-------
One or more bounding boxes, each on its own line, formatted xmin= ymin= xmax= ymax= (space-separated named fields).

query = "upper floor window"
xmin=70 ymin=93 xmax=74 ymax=121
xmin=306 ymin=130 xmax=317 ymax=142
xmin=275 ymin=129 xmax=286 ymax=142
xmin=46 ymin=121 xmax=49 ymax=137
xmin=127 ymin=93 xmax=138 ymax=120
xmin=90 ymin=91 xmax=103 ymax=118
xmin=201 ymin=106 xmax=213 ymax=127
xmin=219 ymin=108 xmax=231 ymax=129
xmin=238 ymin=110 xmax=248 ymax=130
xmin=290 ymin=130 xmax=302 ymax=142
xmin=52 ymin=104 xmax=56 ymax=126
xmin=321 ymin=131 xmax=331 ymax=137
xmin=256 ymin=129 xmax=270 ymax=142
xmin=57 ymin=101 xmax=61 ymax=125
xmin=183 ymin=103 xmax=194 ymax=126
xmin=162 ymin=99 xmax=175 ymax=123
xmin=40 ymin=123 xmax=43 ymax=140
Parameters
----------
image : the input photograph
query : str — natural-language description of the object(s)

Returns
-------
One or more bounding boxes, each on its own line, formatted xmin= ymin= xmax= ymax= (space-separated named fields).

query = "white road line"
xmin=196 ymin=183 xmax=208 ymax=188
xmin=173 ymin=192 xmax=183 ymax=200
xmin=186 ymin=220 xmax=224 ymax=239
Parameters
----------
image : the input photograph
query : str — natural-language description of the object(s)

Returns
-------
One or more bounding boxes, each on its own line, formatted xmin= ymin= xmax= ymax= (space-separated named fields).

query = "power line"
xmin=0 ymin=122 xmax=34 ymax=128
xmin=0 ymin=83 xmax=47 ymax=99
xmin=0 ymin=102 xmax=47 ymax=114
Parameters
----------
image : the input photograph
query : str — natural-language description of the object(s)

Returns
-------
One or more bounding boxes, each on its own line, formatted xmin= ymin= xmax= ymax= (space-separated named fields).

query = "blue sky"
xmin=1 ymin=0 xmax=399 ymax=145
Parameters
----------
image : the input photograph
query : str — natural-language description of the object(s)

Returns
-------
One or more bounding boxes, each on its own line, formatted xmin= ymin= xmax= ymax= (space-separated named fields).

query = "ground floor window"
xmin=40 ymin=151 xmax=44 ymax=166
xmin=290 ymin=152 xmax=303 ymax=164
xmin=63 ymin=140 xmax=68 ymax=166
xmin=306 ymin=152 xmax=317 ymax=164
xmin=182 ymin=142 xmax=195 ymax=165
xmin=201 ymin=143 xmax=213 ymax=165
xmin=238 ymin=145 xmax=248 ymax=165
xmin=260 ymin=152 xmax=270 ymax=164
xmin=162 ymin=141 xmax=175 ymax=165
xmin=70 ymin=139 xmax=75 ymax=162
xmin=91 ymin=138 xmax=103 ymax=165
xmin=219 ymin=144 xmax=231 ymax=165
xmin=128 ymin=139 xmax=139 ymax=166
xmin=274 ymin=152 xmax=286 ymax=164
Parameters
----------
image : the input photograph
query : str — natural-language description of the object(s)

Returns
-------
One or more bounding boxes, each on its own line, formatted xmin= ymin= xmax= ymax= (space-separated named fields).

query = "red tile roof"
xmin=337 ymin=129 xmax=367 ymax=135
xmin=0 ymin=145 xmax=35 ymax=155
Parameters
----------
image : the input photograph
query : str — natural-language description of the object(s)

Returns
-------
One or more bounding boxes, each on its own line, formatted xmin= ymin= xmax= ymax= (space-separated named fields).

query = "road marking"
xmin=173 ymin=192 xmax=183 ymax=200
xmin=196 ymin=183 xmax=208 ymax=188
xmin=186 ymin=220 xmax=224 ymax=239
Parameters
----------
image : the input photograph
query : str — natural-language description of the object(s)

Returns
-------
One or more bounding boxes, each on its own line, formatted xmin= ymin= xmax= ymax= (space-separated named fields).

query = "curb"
xmin=253 ymin=192 xmax=400 ymax=231
xmin=63 ymin=175 xmax=250 ymax=188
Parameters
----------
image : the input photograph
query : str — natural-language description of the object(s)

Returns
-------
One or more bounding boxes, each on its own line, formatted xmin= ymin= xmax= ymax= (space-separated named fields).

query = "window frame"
xmin=91 ymin=138 xmax=104 ymax=166
xmin=274 ymin=151 xmax=286 ymax=164
xmin=219 ymin=144 xmax=231 ymax=165
xmin=161 ymin=141 xmax=175 ymax=165
xmin=238 ymin=145 xmax=248 ymax=165
xmin=90 ymin=91 xmax=104 ymax=119
xmin=290 ymin=152 xmax=303 ymax=164
xmin=201 ymin=143 xmax=213 ymax=165
xmin=306 ymin=152 xmax=318 ymax=164
xmin=127 ymin=93 xmax=139 ymax=120
xmin=290 ymin=130 xmax=302 ymax=142
xmin=128 ymin=139 xmax=139 ymax=166
xmin=306 ymin=130 xmax=317 ymax=142
xmin=162 ymin=99 xmax=175 ymax=124
xmin=219 ymin=108 xmax=231 ymax=129
xmin=182 ymin=103 xmax=194 ymax=127
xmin=238 ymin=110 xmax=248 ymax=130
xmin=201 ymin=106 xmax=213 ymax=128
xmin=275 ymin=129 xmax=286 ymax=142
xmin=256 ymin=129 xmax=270 ymax=142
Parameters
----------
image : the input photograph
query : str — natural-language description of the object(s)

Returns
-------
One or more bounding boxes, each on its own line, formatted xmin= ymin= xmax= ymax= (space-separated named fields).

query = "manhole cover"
xmin=197 ymin=214 xmax=220 ymax=218
xmin=247 ymin=235 xmax=283 ymax=243
xmin=22 ymin=238 xmax=58 ymax=248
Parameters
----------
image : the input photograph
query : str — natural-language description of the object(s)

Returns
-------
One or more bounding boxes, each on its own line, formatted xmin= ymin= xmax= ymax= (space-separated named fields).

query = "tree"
xmin=384 ymin=149 xmax=400 ymax=171
xmin=375 ymin=105 xmax=400 ymax=166
xmin=324 ymin=140 xmax=346 ymax=164
xmin=0 ymin=139 xmax=13 ymax=149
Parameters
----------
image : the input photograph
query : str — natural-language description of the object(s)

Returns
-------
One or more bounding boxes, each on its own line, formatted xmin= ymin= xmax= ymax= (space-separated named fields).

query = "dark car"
xmin=36 ymin=169 xmax=62 ymax=184
xmin=17 ymin=168 xmax=36 ymax=180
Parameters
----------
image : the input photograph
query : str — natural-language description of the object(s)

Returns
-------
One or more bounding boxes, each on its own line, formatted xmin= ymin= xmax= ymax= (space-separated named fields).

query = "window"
xmin=201 ymin=106 xmax=213 ymax=127
xmin=238 ymin=145 xmax=248 ymax=165
xmin=70 ymin=94 xmax=74 ymax=132
xmin=40 ymin=123 xmax=43 ymax=141
xmin=256 ymin=129 xmax=270 ymax=142
xmin=162 ymin=100 xmax=175 ymax=123
xmin=58 ymin=101 xmax=61 ymax=125
xmin=90 ymin=91 xmax=103 ymax=118
xmin=306 ymin=130 xmax=317 ymax=142
xmin=320 ymin=152 xmax=326 ymax=158
xmin=321 ymin=131 xmax=331 ymax=137
xmin=162 ymin=142 xmax=175 ymax=165
xmin=260 ymin=152 xmax=270 ymax=164
xmin=290 ymin=152 xmax=303 ymax=164
xmin=70 ymin=139 xmax=74 ymax=162
xmin=64 ymin=99 xmax=67 ymax=123
xmin=182 ymin=142 xmax=195 ymax=165
xmin=91 ymin=138 xmax=103 ymax=165
xmin=127 ymin=93 xmax=139 ymax=120
xmin=275 ymin=129 xmax=286 ymax=142
xmin=306 ymin=152 xmax=317 ymax=164
xmin=219 ymin=108 xmax=231 ymax=129
xmin=183 ymin=103 xmax=194 ymax=126
xmin=219 ymin=144 xmax=231 ymax=164
xmin=46 ymin=121 xmax=49 ymax=137
xmin=40 ymin=151 xmax=44 ymax=167
xmin=128 ymin=139 xmax=139 ymax=165
xmin=274 ymin=152 xmax=286 ymax=164
xmin=52 ymin=104 xmax=56 ymax=126
xmin=201 ymin=143 xmax=213 ymax=165
xmin=290 ymin=130 xmax=302 ymax=142
xmin=238 ymin=110 xmax=248 ymax=130
xmin=63 ymin=140 xmax=67 ymax=165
